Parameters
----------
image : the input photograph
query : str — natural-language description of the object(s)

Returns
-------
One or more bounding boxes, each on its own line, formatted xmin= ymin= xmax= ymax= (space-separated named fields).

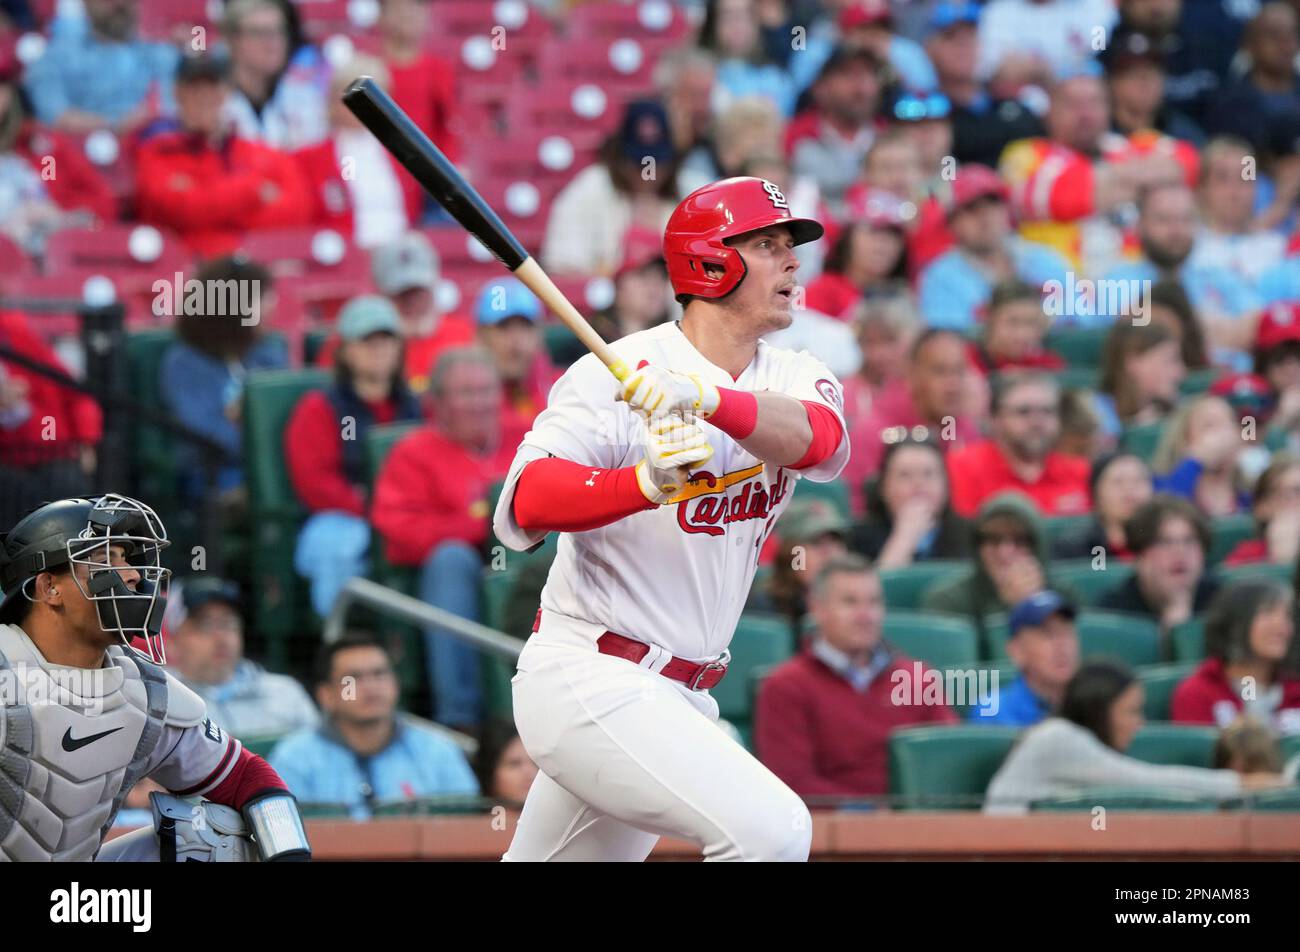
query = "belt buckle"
xmin=687 ymin=650 xmax=730 ymax=691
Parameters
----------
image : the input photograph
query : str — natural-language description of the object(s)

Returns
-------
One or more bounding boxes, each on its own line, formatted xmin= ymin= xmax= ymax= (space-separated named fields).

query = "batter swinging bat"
xmin=341 ymin=76 xmax=632 ymax=384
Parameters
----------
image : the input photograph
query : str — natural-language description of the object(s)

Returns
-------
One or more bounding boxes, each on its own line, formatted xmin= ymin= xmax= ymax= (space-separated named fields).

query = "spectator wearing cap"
xmin=889 ymin=89 xmax=954 ymax=177
xmin=850 ymin=436 xmax=972 ymax=568
xmin=1150 ymin=394 xmax=1251 ymax=516
xmin=978 ymin=0 xmax=1117 ymax=83
xmin=295 ymin=55 xmax=424 ymax=249
xmin=475 ymin=278 xmax=560 ymax=431
xmin=946 ymin=372 xmax=1091 ymax=518
xmin=925 ymin=1 xmax=1044 ymax=169
xmin=0 ymin=57 xmax=116 ymax=255
xmin=0 ymin=310 xmax=102 ymax=527
xmin=1172 ymin=579 xmax=1300 ymax=734
xmin=785 ymin=47 xmax=886 ymax=213
xmin=755 ymin=555 xmax=958 ymax=801
xmin=1099 ymin=183 xmax=1260 ymax=360
xmin=135 ymin=50 xmax=312 ymax=257
xmin=584 ymin=228 xmax=673 ymax=356
xmin=1190 ymin=138 xmax=1287 ymax=285
xmin=998 ymin=72 xmax=1192 ymax=278
xmin=1205 ymin=3 xmax=1300 ymax=156
xmin=983 ymin=659 xmax=1270 ymax=814
xmin=836 ymin=0 xmax=939 ymax=94
xmin=22 ymin=0 xmax=178 ymax=134
xmin=1102 ymin=27 xmax=1205 ymax=146
xmin=924 ymin=492 xmax=1081 ymax=644
xmin=846 ymin=328 xmax=982 ymax=507
xmin=221 ymin=0 xmax=329 ymax=151
xmin=697 ymin=0 xmax=799 ymax=116
xmin=377 ymin=0 xmax=459 ymax=164
xmin=315 ymin=232 xmax=476 ymax=394
xmin=969 ymin=281 xmax=1066 ymax=376
xmin=1097 ymin=495 xmax=1220 ymax=637
xmin=1052 ymin=452 xmax=1154 ymax=561
xmin=269 ymin=632 xmax=479 ymax=819
xmin=287 ymin=295 xmax=425 ymax=617
xmin=165 ymin=576 xmax=319 ymax=739
xmin=370 ymin=347 xmax=524 ymax=729
xmin=541 ymin=99 xmax=680 ymax=277
xmin=1093 ymin=321 xmax=1186 ymax=441
xmin=803 ymin=189 xmax=909 ymax=320
xmin=1223 ymin=455 xmax=1300 ymax=567
xmin=1249 ymin=303 xmax=1300 ymax=449
xmin=917 ymin=165 xmax=1070 ymax=330
xmin=158 ymin=257 xmax=289 ymax=503
xmin=747 ymin=497 xmax=850 ymax=636
xmin=969 ymin=590 xmax=1080 ymax=725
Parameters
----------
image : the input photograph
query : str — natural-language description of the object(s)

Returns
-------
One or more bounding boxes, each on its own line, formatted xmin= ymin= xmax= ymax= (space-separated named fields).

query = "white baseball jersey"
xmin=0 ymin=623 xmax=242 ymax=861
xmin=493 ymin=320 xmax=850 ymax=661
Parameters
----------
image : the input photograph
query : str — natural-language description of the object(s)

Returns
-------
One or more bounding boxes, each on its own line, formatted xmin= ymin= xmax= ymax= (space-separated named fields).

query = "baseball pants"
xmin=504 ymin=613 xmax=812 ymax=862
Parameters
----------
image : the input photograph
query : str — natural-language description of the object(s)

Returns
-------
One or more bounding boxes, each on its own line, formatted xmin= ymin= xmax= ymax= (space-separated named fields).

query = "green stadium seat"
xmin=1208 ymin=514 xmax=1260 ymax=565
xmin=1041 ymin=514 xmax=1095 ymax=549
xmin=1120 ymin=421 xmax=1164 ymax=461
xmin=1241 ymin=788 xmax=1300 ymax=811
xmin=1057 ymin=366 xmax=1099 ymax=391
xmin=126 ymin=329 xmax=180 ymax=506
xmin=543 ymin=322 xmax=582 ymax=366
xmin=1216 ymin=561 xmax=1293 ymax=587
xmin=1137 ymin=663 xmax=1196 ymax=720
xmin=791 ymin=477 xmax=850 ymax=518
xmin=1051 ymin=559 xmax=1133 ymax=607
xmin=303 ymin=328 xmax=329 ymax=365
xmin=878 ymin=560 xmax=967 ymax=610
xmin=1076 ymin=611 xmax=1161 ymax=667
xmin=888 ymin=725 xmax=1021 ymax=810
xmin=882 ymin=611 xmax=980 ymax=669
xmin=1126 ymin=724 xmax=1218 ymax=768
xmin=711 ymin=614 xmax=797 ymax=727
xmin=1170 ymin=618 xmax=1205 ymax=663
xmin=1179 ymin=368 xmax=1220 ymax=396
xmin=1030 ymin=787 xmax=1218 ymax=811
xmin=1281 ymin=733 xmax=1300 ymax=763
xmin=1045 ymin=326 xmax=1108 ymax=368
xmin=238 ymin=735 xmax=286 ymax=758
xmin=243 ymin=368 xmax=331 ymax=667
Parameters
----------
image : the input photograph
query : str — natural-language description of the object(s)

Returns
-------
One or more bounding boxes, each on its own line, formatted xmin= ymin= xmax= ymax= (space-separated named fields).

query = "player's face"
xmin=720 ymin=226 xmax=800 ymax=334
xmin=812 ymin=571 xmax=885 ymax=657
xmin=65 ymin=544 xmax=140 ymax=646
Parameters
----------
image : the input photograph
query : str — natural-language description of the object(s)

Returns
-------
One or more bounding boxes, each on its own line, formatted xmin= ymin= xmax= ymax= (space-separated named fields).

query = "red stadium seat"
xmin=0 ymin=233 xmax=35 ymax=278
xmin=0 ymin=273 xmax=124 ymax=340
xmin=44 ymin=224 xmax=190 ymax=279
xmin=236 ymin=227 xmax=370 ymax=280
xmin=504 ymin=76 xmax=625 ymax=141
xmin=429 ymin=0 xmax=552 ymax=60
xmin=564 ymin=0 xmax=693 ymax=45
xmin=538 ymin=34 xmax=661 ymax=89
xmin=137 ymin=0 xmax=213 ymax=41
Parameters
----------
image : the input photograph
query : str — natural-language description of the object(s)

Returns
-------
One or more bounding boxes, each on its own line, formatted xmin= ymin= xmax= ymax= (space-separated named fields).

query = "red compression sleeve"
xmin=709 ymin=387 xmax=759 ymax=439
xmin=180 ymin=746 xmax=289 ymax=810
xmin=790 ymin=401 xmax=843 ymax=470
xmin=513 ymin=458 xmax=656 ymax=533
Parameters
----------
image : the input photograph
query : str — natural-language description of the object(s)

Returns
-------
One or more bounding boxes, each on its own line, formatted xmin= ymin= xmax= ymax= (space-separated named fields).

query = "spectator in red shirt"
xmin=370 ymin=347 xmax=522 ymax=729
xmin=1052 ymin=451 xmax=1153 ymax=561
xmin=1224 ymin=454 xmax=1300 ymax=566
xmin=473 ymin=278 xmax=560 ymax=431
xmin=0 ymin=310 xmax=101 ymax=526
xmin=969 ymin=280 xmax=1066 ymax=376
xmin=314 ymin=231 xmax=475 ymax=393
xmin=844 ymin=327 xmax=981 ymax=512
xmin=755 ymin=554 xmax=958 ymax=802
xmin=803 ymin=188 xmax=909 ymax=320
xmin=840 ymin=292 xmax=919 ymax=436
xmin=0 ymin=60 xmax=117 ymax=254
xmin=295 ymin=54 xmax=423 ymax=249
xmin=377 ymin=0 xmax=459 ymax=163
xmin=134 ymin=50 xmax=312 ymax=257
xmin=287 ymin=295 xmax=425 ymax=617
xmin=947 ymin=371 xmax=1091 ymax=518
xmin=1172 ymin=579 xmax=1300 ymax=735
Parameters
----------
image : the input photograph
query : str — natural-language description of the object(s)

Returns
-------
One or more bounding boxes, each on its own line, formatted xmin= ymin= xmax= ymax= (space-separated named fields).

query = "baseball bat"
xmin=341 ymin=76 xmax=632 ymax=383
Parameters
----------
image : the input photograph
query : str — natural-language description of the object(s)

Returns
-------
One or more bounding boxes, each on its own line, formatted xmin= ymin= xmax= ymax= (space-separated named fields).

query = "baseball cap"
xmin=891 ymin=90 xmax=951 ymax=123
xmin=1255 ymin=302 xmax=1300 ymax=351
xmin=928 ymin=1 xmax=980 ymax=33
xmin=372 ymin=232 xmax=439 ymax=296
xmin=616 ymin=225 xmax=665 ymax=279
xmin=475 ymin=277 xmax=542 ymax=326
xmin=1099 ymin=29 xmax=1169 ymax=75
xmin=176 ymin=49 xmax=231 ymax=84
xmin=845 ymin=186 xmax=912 ymax=229
xmin=778 ymin=498 xmax=850 ymax=543
xmin=840 ymin=0 xmax=893 ymax=30
xmin=163 ymin=576 xmax=240 ymax=632
xmin=815 ymin=45 xmax=883 ymax=84
xmin=945 ymin=163 xmax=1010 ymax=218
xmin=1008 ymin=590 xmax=1077 ymax=637
xmin=337 ymin=295 xmax=402 ymax=340
xmin=618 ymin=99 xmax=675 ymax=166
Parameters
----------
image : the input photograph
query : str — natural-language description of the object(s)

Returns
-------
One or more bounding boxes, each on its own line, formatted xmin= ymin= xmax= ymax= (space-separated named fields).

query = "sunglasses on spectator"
xmin=893 ymin=92 xmax=951 ymax=122
xmin=1000 ymin=404 xmax=1057 ymax=418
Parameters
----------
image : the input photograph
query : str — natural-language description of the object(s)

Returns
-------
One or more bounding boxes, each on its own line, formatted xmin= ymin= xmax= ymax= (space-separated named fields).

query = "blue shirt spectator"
xmin=24 ymin=2 xmax=178 ymax=130
xmin=968 ymin=674 xmax=1053 ymax=726
xmin=1097 ymin=259 xmax=1260 ymax=325
xmin=919 ymin=237 xmax=1070 ymax=330
xmin=969 ymin=591 xmax=1080 ymax=728
xmin=1258 ymin=256 xmax=1300 ymax=306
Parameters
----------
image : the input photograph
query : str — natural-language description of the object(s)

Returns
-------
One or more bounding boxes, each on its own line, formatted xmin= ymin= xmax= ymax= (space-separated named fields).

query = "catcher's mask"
xmin=0 ymin=493 xmax=172 ymax=664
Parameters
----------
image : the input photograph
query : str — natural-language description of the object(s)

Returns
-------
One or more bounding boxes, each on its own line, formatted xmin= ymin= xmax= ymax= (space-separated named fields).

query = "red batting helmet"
xmin=663 ymin=177 xmax=824 ymax=302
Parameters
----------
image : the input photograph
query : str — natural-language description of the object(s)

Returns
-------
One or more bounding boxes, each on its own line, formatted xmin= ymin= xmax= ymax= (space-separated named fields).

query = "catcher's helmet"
xmin=663 ymin=177 xmax=824 ymax=303
xmin=0 ymin=493 xmax=172 ymax=664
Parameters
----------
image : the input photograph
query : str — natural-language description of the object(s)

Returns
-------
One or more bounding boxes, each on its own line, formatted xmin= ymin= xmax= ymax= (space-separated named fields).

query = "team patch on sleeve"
xmin=814 ymin=378 xmax=843 ymax=412
xmin=203 ymin=718 xmax=223 ymax=744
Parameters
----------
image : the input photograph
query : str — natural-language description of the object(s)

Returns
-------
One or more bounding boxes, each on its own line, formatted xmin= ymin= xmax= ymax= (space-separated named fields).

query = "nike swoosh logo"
xmin=61 ymin=725 xmax=125 ymax=752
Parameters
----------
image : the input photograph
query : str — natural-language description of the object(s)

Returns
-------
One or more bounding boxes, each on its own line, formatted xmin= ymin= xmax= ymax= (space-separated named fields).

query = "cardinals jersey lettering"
xmin=494 ymin=321 xmax=849 ymax=661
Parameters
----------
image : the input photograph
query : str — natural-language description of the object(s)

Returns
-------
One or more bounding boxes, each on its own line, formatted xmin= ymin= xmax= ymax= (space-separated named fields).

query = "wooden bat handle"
xmin=514 ymin=258 xmax=631 ymax=383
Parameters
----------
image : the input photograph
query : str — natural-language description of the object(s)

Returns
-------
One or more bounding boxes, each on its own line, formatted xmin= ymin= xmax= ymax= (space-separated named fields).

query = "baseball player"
xmin=493 ymin=177 xmax=850 ymax=861
xmin=0 ymin=493 xmax=311 ymax=862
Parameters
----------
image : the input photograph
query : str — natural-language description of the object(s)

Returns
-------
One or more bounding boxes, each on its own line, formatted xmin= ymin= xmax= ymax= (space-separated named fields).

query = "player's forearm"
xmin=513 ymin=457 xmax=655 ymax=533
xmin=711 ymin=389 xmax=841 ymax=469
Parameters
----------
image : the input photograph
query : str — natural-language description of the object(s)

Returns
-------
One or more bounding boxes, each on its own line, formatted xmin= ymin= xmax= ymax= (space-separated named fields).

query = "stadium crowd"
xmin=3 ymin=0 xmax=1300 ymax=819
